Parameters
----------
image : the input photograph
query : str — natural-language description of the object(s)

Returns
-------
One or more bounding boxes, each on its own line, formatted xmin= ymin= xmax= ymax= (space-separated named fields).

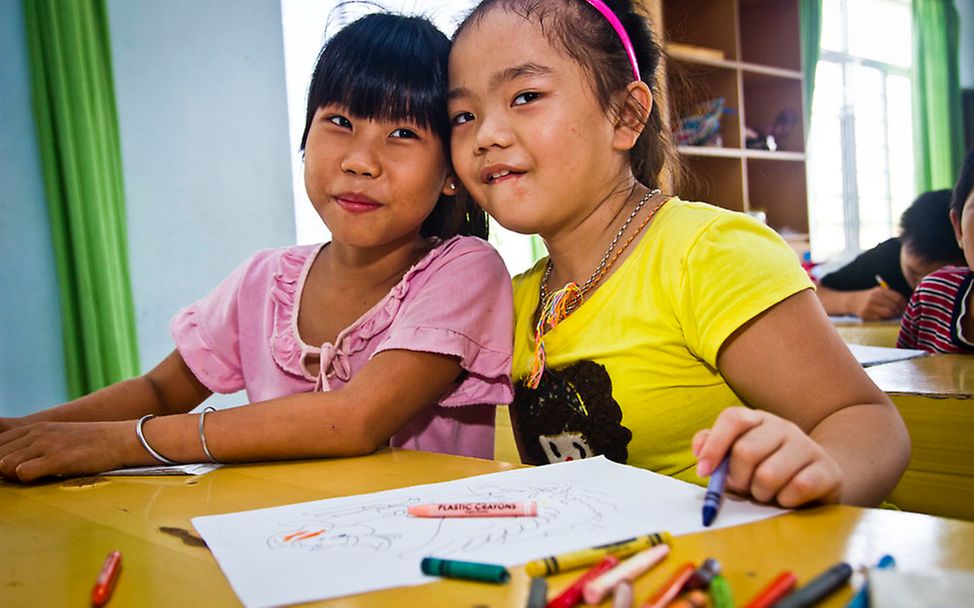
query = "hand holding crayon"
xmin=692 ymin=407 xmax=843 ymax=508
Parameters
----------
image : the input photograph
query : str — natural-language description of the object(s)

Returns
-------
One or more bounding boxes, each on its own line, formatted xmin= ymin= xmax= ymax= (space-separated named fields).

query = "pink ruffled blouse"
xmin=170 ymin=236 xmax=514 ymax=458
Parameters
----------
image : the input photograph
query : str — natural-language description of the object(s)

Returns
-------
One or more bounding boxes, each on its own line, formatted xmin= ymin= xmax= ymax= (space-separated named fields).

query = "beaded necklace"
xmin=526 ymin=189 xmax=666 ymax=388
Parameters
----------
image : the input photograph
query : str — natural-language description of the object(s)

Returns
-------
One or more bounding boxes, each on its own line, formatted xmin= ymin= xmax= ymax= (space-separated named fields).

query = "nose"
xmin=473 ymin=112 xmax=514 ymax=154
xmin=340 ymin=138 xmax=381 ymax=177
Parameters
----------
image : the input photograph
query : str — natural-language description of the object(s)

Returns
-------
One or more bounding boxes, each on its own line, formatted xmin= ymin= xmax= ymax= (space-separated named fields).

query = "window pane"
xmin=847 ymin=0 xmax=912 ymax=67
xmin=811 ymin=223 xmax=847 ymax=261
xmin=821 ymin=0 xmax=844 ymax=52
xmin=852 ymin=64 xmax=892 ymax=237
xmin=886 ymin=74 xmax=914 ymax=223
xmin=808 ymin=61 xmax=846 ymax=260
xmin=860 ymin=222 xmax=892 ymax=250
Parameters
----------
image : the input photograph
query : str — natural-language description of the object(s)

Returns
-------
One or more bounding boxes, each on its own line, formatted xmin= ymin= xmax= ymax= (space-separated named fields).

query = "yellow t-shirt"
xmin=511 ymin=198 xmax=813 ymax=486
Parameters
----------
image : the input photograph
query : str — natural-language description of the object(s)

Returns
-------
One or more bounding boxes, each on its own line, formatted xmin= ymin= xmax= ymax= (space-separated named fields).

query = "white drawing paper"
xmin=192 ymin=456 xmax=785 ymax=608
xmin=846 ymin=344 xmax=928 ymax=367
xmin=101 ymin=463 xmax=221 ymax=476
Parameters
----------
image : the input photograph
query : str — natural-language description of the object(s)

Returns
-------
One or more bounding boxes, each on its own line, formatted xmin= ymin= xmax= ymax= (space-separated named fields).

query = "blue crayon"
xmin=845 ymin=554 xmax=895 ymax=608
xmin=702 ymin=456 xmax=729 ymax=527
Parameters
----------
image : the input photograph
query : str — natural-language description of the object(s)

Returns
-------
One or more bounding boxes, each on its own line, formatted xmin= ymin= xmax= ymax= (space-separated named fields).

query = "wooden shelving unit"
xmin=646 ymin=0 xmax=809 ymax=251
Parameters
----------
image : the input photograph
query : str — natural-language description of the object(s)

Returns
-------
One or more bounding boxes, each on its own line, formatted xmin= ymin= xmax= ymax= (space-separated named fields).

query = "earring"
xmin=449 ymin=183 xmax=457 ymax=191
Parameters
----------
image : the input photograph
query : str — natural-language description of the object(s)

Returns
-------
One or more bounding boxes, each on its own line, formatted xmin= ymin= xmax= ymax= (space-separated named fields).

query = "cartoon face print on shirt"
xmin=510 ymin=360 xmax=632 ymax=465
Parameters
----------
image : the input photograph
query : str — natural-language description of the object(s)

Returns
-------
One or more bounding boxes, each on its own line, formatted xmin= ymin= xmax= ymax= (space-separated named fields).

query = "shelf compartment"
xmin=741 ymin=71 xmax=805 ymax=154
xmin=668 ymin=61 xmax=742 ymax=150
xmin=738 ymin=0 xmax=802 ymax=71
xmin=681 ymin=155 xmax=746 ymax=213
xmin=746 ymin=157 xmax=809 ymax=233
xmin=661 ymin=0 xmax=739 ymax=62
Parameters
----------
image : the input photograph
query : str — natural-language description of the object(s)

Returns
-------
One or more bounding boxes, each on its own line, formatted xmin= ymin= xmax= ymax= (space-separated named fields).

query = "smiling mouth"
xmin=486 ymin=169 xmax=524 ymax=183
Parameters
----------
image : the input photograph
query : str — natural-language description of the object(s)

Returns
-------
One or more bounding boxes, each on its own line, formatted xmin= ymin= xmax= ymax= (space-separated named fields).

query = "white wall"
xmin=0 ymin=1 xmax=295 ymax=415
xmin=0 ymin=0 xmax=69 ymax=415
xmin=959 ymin=0 xmax=974 ymax=88
xmin=108 ymin=0 xmax=295 ymax=407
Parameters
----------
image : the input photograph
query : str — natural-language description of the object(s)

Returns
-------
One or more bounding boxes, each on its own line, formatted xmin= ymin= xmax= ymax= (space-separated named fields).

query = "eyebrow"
xmin=448 ymin=62 xmax=553 ymax=101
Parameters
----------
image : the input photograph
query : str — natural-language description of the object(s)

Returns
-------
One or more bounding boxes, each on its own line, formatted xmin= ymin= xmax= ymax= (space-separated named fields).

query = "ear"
xmin=950 ymin=208 xmax=963 ymax=246
xmin=440 ymin=171 xmax=459 ymax=197
xmin=612 ymin=81 xmax=652 ymax=152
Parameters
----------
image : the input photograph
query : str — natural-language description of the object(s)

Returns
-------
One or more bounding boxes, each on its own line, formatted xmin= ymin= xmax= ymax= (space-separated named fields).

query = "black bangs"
xmin=299 ymin=13 xmax=451 ymax=151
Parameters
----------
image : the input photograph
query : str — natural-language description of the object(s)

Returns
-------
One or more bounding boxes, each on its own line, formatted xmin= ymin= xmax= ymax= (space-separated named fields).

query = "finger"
xmin=723 ymin=422 xmax=787 ymax=499
xmin=691 ymin=429 xmax=709 ymax=458
xmin=0 ymin=426 xmax=30 ymax=450
xmin=745 ymin=433 xmax=815 ymax=503
xmin=0 ymin=431 xmax=35 ymax=463
xmin=11 ymin=455 xmax=57 ymax=484
xmin=0 ymin=441 xmax=44 ymax=480
xmin=695 ymin=407 xmax=764 ymax=477
xmin=774 ymin=460 xmax=843 ymax=508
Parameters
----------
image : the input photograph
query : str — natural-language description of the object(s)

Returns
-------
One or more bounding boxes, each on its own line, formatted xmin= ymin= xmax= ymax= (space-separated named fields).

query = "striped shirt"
xmin=897 ymin=266 xmax=974 ymax=353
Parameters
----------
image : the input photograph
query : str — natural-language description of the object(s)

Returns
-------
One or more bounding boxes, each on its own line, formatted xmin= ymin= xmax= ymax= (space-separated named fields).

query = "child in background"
xmin=897 ymin=148 xmax=974 ymax=353
xmin=448 ymin=0 xmax=909 ymax=507
xmin=0 ymin=13 xmax=513 ymax=483
xmin=816 ymin=189 xmax=964 ymax=320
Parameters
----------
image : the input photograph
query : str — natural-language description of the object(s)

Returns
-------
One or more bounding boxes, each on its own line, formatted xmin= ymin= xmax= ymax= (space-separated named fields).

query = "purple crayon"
xmin=702 ymin=456 xmax=729 ymax=527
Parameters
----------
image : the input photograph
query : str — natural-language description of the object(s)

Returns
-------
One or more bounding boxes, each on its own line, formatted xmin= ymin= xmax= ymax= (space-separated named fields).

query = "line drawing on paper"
xmin=265 ymin=483 xmax=619 ymax=558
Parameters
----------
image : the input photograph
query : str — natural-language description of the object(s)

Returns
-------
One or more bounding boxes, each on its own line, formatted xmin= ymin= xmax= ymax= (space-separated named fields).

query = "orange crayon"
xmin=641 ymin=562 xmax=695 ymax=608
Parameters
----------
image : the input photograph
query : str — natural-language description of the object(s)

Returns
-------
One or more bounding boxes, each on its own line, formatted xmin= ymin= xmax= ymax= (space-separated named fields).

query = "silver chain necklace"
xmin=539 ymin=188 xmax=660 ymax=313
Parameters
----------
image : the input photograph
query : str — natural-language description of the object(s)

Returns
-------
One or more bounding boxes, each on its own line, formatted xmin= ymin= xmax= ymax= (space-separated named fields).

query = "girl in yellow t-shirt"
xmin=447 ymin=0 xmax=910 ymax=508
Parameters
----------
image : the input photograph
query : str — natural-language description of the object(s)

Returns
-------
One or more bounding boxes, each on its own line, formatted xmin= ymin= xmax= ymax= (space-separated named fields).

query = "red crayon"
xmin=546 ymin=556 xmax=620 ymax=608
xmin=407 ymin=501 xmax=537 ymax=518
xmin=744 ymin=571 xmax=798 ymax=608
xmin=90 ymin=550 xmax=122 ymax=607
xmin=641 ymin=562 xmax=696 ymax=608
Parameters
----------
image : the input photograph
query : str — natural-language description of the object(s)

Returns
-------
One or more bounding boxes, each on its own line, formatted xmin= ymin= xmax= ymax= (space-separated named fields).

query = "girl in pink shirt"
xmin=0 ymin=13 xmax=513 ymax=482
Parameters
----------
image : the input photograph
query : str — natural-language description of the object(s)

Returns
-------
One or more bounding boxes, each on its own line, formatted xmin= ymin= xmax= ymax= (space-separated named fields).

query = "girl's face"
xmin=448 ymin=9 xmax=629 ymax=238
xmin=304 ymin=104 xmax=453 ymax=249
xmin=950 ymin=190 xmax=974 ymax=268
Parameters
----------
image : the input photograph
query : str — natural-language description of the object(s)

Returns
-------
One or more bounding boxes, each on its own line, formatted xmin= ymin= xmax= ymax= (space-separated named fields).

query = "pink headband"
xmin=582 ymin=0 xmax=640 ymax=81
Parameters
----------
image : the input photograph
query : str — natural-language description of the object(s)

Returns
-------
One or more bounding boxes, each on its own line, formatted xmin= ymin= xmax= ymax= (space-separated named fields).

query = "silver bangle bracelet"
xmin=198 ymin=406 xmax=222 ymax=464
xmin=135 ymin=414 xmax=180 ymax=466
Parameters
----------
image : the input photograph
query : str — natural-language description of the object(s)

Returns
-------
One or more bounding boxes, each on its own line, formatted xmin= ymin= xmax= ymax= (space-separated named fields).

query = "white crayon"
xmin=583 ymin=543 xmax=670 ymax=605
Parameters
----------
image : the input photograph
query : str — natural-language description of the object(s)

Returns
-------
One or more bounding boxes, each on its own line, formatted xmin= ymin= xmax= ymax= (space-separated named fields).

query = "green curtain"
xmin=912 ymin=0 xmax=964 ymax=192
xmin=23 ymin=0 xmax=140 ymax=398
xmin=799 ymin=0 xmax=822 ymax=136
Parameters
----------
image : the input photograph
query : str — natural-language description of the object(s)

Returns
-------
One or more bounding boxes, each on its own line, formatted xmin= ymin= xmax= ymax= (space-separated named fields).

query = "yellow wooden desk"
xmin=3 ymin=449 xmax=974 ymax=607
xmin=865 ymin=354 xmax=974 ymax=521
xmin=831 ymin=318 xmax=901 ymax=347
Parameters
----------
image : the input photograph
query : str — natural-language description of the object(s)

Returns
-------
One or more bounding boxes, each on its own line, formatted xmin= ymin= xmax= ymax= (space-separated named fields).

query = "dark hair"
xmin=900 ymin=189 xmax=965 ymax=264
xmin=454 ymin=0 xmax=676 ymax=189
xmin=952 ymin=147 xmax=974 ymax=219
xmin=300 ymin=12 xmax=488 ymax=239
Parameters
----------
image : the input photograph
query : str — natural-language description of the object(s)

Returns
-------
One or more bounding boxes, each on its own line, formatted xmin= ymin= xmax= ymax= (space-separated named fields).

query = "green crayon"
xmin=709 ymin=574 xmax=734 ymax=608
xmin=420 ymin=557 xmax=511 ymax=584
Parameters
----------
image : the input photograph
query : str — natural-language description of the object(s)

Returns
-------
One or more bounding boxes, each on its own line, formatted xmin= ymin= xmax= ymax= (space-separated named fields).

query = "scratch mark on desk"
xmin=159 ymin=526 xmax=208 ymax=548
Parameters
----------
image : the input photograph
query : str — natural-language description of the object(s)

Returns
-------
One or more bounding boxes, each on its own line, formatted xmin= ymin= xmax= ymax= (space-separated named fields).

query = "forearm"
xmin=131 ymin=390 xmax=399 ymax=466
xmin=809 ymin=400 xmax=911 ymax=506
xmin=814 ymin=285 xmax=855 ymax=315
